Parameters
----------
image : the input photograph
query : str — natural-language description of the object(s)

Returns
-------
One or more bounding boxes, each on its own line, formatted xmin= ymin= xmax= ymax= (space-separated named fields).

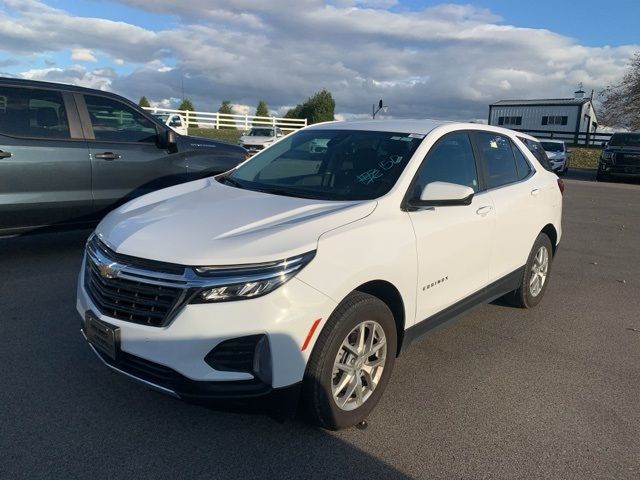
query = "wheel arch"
xmin=540 ymin=223 xmax=558 ymax=255
xmin=353 ymin=280 xmax=406 ymax=357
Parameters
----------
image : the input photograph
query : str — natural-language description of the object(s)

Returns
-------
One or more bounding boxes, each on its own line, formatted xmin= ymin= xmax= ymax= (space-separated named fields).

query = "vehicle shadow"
xmin=563 ymin=168 xmax=640 ymax=185
xmin=0 ymin=231 xmax=412 ymax=479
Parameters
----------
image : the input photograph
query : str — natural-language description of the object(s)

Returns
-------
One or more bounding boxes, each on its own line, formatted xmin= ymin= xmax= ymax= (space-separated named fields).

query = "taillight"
xmin=557 ymin=178 xmax=565 ymax=195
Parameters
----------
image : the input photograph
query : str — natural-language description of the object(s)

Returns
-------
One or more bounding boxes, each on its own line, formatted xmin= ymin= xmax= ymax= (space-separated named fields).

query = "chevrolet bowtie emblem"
xmin=97 ymin=261 xmax=122 ymax=279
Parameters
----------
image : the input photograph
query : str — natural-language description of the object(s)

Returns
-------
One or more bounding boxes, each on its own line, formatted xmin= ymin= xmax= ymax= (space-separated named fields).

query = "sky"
xmin=0 ymin=0 xmax=638 ymax=122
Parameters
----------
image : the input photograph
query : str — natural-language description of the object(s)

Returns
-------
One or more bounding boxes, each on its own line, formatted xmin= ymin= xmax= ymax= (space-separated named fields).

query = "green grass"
xmin=188 ymin=128 xmax=243 ymax=144
xmin=569 ymin=147 xmax=600 ymax=169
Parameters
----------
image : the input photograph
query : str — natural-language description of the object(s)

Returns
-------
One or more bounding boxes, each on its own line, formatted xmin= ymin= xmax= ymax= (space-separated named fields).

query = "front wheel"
xmin=509 ymin=233 xmax=554 ymax=308
xmin=302 ymin=292 xmax=397 ymax=430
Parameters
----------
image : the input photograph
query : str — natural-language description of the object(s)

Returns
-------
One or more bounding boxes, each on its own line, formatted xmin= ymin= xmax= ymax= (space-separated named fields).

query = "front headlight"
xmin=191 ymin=251 xmax=316 ymax=302
xmin=602 ymin=150 xmax=614 ymax=160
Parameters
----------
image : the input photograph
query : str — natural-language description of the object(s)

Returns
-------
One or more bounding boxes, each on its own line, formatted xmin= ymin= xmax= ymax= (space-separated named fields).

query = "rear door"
xmin=474 ymin=131 xmax=541 ymax=282
xmin=77 ymin=93 xmax=186 ymax=215
xmin=0 ymin=84 xmax=91 ymax=233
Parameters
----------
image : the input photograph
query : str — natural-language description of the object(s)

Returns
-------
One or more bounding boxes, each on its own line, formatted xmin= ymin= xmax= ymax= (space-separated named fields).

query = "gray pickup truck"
xmin=0 ymin=78 xmax=247 ymax=236
xmin=597 ymin=132 xmax=640 ymax=181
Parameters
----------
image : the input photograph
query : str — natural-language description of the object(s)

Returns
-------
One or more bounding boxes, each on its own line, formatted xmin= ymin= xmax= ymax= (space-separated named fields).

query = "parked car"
xmin=78 ymin=120 xmax=563 ymax=429
xmin=238 ymin=126 xmax=284 ymax=155
xmin=152 ymin=112 xmax=188 ymax=136
xmin=0 ymin=77 xmax=247 ymax=236
xmin=540 ymin=139 xmax=570 ymax=174
xmin=597 ymin=132 xmax=640 ymax=181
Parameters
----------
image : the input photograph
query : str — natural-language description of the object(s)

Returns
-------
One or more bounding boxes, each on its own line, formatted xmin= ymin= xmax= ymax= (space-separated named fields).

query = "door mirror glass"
xmin=166 ymin=129 xmax=177 ymax=146
xmin=412 ymin=181 xmax=475 ymax=207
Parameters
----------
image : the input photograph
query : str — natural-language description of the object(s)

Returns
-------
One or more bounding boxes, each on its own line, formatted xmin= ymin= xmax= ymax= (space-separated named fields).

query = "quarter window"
xmin=410 ymin=132 xmax=478 ymax=199
xmin=0 ymin=86 xmax=70 ymax=139
xmin=476 ymin=132 xmax=519 ymax=188
xmin=84 ymin=95 xmax=157 ymax=143
xmin=512 ymin=142 xmax=532 ymax=180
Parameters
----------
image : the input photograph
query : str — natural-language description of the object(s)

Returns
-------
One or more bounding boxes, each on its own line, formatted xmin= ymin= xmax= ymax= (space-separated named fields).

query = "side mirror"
xmin=566 ymin=148 xmax=572 ymax=154
xmin=601 ymin=142 xmax=607 ymax=148
xmin=409 ymin=181 xmax=475 ymax=208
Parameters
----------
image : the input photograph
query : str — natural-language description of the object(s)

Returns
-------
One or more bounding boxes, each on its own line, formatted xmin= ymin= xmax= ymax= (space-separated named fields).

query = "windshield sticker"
xmin=408 ymin=133 xmax=425 ymax=139
xmin=357 ymin=169 xmax=383 ymax=185
xmin=378 ymin=155 xmax=403 ymax=171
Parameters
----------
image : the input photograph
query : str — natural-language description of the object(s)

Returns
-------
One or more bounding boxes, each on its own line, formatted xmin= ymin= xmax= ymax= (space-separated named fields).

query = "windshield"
xmin=248 ymin=128 xmax=275 ymax=137
xmin=609 ymin=133 xmax=640 ymax=147
xmin=540 ymin=141 xmax=564 ymax=152
xmin=225 ymin=129 xmax=424 ymax=200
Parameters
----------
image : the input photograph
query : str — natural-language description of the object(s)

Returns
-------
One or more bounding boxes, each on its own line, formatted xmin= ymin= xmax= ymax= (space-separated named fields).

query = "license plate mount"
xmin=85 ymin=312 xmax=120 ymax=361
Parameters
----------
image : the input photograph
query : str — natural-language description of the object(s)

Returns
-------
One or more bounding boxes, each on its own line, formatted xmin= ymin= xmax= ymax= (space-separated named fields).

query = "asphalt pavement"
xmin=1 ymin=175 xmax=639 ymax=479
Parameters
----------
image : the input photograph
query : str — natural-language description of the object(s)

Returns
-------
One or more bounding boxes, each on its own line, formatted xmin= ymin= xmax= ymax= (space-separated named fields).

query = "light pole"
xmin=372 ymin=99 xmax=388 ymax=119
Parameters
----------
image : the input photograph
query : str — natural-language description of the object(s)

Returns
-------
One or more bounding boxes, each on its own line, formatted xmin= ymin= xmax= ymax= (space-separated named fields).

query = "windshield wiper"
xmin=252 ymin=186 xmax=334 ymax=200
xmin=220 ymin=175 xmax=245 ymax=189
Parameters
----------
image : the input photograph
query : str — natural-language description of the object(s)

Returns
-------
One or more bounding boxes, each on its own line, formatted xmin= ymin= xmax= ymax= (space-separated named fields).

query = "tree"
xmin=218 ymin=100 xmax=235 ymax=129
xmin=177 ymin=98 xmax=196 ymax=129
xmin=138 ymin=96 xmax=150 ymax=108
xmin=599 ymin=51 xmax=640 ymax=130
xmin=255 ymin=100 xmax=269 ymax=117
xmin=285 ymin=89 xmax=335 ymax=124
xmin=178 ymin=98 xmax=195 ymax=112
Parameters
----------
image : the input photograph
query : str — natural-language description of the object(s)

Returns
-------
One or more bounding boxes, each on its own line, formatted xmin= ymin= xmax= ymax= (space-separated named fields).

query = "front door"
xmin=78 ymin=93 xmax=186 ymax=215
xmin=407 ymin=132 xmax=495 ymax=322
xmin=0 ymin=85 xmax=91 ymax=233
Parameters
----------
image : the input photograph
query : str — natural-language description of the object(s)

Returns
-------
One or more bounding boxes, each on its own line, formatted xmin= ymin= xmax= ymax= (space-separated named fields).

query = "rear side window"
xmin=410 ymin=132 xmax=479 ymax=198
xmin=84 ymin=94 xmax=157 ymax=143
xmin=476 ymin=132 xmax=518 ymax=188
xmin=518 ymin=136 xmax=553 ymax=172
xmin=512 ymin=143 xmax=532 ymax=180
xmin=0 ymin=86 xmax=70 ymax=139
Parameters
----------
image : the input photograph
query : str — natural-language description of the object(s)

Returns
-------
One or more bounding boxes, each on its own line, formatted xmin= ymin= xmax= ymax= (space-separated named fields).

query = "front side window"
xmin=84 ymin=95 xmax=157 ymax=143
xmin=409 ymin=132 xmax=478 ymax=199
xmin=0 ymin=86 xmax=70 ymax=139
xmin=225 ymin=129 xmax=424 ymax=200
xmin=477 ymin=132 xmax=519 ymax=188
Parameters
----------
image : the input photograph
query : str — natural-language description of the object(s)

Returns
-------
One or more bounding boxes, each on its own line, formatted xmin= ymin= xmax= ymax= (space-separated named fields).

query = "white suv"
xmin=77 ymin=120 xmax=563 ymax=429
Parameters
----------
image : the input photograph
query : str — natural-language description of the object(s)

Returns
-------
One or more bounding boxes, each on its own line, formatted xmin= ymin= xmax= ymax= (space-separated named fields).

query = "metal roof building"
xmin=488 ymin=89 xmax=598 ymax=144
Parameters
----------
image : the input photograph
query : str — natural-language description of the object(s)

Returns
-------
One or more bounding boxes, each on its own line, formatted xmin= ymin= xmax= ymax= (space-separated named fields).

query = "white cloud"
xmin=0 ymin=0 xmax=637 ymax=122
xmin=71 ymin=48 xmax=97 ymax=62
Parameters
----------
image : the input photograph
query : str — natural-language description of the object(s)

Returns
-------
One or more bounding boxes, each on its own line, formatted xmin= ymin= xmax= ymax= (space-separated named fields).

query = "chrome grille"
xmin=84 ymin=237 xmax=188 ymax=327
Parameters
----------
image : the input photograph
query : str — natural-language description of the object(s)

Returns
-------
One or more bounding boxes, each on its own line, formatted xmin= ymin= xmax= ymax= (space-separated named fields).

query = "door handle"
xmin=0 ymin=150 xmax=11 ymax=159
xmin=531 ymin=188 xmax=541 ymax=196
xmin=476 ymin=205 xmax=493 ymax=216
xmin=94 ymin=152 xmax=120 ymax=161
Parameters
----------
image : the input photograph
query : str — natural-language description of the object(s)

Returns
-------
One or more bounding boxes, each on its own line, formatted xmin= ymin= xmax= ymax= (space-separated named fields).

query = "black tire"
xmin=302 ymin=292 xmax=397 ymax=430
xmin=596 ymin=170 xmax=608 ymax=182
xmin=509 ymin=233 xmax=554 ymax=309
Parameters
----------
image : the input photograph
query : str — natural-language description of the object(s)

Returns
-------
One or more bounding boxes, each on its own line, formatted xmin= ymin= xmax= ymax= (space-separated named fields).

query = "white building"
xmin=488 ymin=89 xmax=598 ymax=144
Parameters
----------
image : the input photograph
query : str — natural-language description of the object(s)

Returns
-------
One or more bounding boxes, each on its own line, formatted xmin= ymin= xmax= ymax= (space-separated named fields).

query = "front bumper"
xmin=599 ymin=162 xmax=640 ymax=177
xmin=77 ymin=255 xmax=337 ymax=392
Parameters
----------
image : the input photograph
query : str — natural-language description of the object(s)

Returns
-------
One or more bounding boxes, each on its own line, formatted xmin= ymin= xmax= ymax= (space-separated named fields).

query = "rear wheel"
xmin=509 ymin=233 xmax=553 ymax=308
xmin=302 ymin=292 xmax=396 ymax=430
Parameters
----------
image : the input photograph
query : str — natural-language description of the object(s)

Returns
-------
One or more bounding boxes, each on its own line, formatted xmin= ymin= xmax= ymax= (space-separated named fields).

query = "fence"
xmin=508 ymin=128 xmax=613 ymax=148
xmin=143 ymin=107 xmax=307 ymax=134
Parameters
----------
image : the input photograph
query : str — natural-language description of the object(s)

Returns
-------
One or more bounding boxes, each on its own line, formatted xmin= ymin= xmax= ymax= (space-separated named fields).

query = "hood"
xmin=96 ymin=178 xmax=377 ymax=266
xmin=240 ymin=135 xmax=274 ymax=145
xmin=545 ymin=151 xmax=565 ymax=159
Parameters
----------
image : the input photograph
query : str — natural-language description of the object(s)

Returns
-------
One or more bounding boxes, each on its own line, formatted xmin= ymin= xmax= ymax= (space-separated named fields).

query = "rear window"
xmin=609 ymin=133 xmax=640 ymax=147
xmin=517 ymin=136 xmax=553 ymax=172
xmin=0 ymin=86 xmax=70 ymax=139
